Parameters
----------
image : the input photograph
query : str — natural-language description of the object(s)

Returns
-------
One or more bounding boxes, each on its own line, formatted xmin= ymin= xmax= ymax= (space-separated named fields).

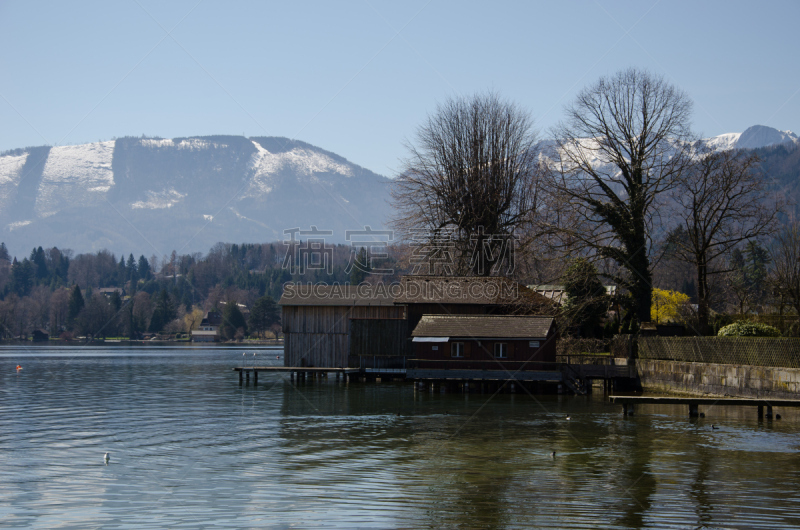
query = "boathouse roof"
xmin=393 ymin=276 xmax=535 ymax=305
xmin=278 ymin=283 xmax=396 ymax=306
xmin=411 ymin=314 xmax=555 ymax=339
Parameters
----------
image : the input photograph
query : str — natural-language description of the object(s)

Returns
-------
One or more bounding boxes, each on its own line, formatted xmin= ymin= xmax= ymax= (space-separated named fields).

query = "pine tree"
xmin=138 ymin=255 xmax=151 ymax=281
xmin=561 ymin=258 xmax=609 ymax=338
xmin=67 ymin=285 xmax=85 ymax=330
xmin=248 ymin=295 xmax=280 ymax=337
xmin=220 ymin=301 xmax=247 ymax=340
xmin=148 ymin=289 xmax=175 ymax=333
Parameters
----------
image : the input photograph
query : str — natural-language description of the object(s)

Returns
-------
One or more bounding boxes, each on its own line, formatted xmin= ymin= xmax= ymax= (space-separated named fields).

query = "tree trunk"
xmin=696 ymin=254 xmax=710 ymax=335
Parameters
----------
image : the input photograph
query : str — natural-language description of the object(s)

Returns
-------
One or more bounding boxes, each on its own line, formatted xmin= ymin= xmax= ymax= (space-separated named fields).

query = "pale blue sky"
xmin=1 ymin=0 xmax=798 ymax=176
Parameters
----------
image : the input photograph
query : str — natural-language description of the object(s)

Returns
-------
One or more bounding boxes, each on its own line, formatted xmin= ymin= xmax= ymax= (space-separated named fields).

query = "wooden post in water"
xmin=239 ymin=370 xmax=243 ymax=386
xmin=689 ymin=403 xmax=699 ymax=417
xmin=766 ymin=405 xmax=774 ymax=419
xmin=253 ymin=370 xmax=258 ymax=386
xmin=245 ymin=370 xmax=250 ymax=385
xmin=758 ymin=405 xmax=764 ymax=419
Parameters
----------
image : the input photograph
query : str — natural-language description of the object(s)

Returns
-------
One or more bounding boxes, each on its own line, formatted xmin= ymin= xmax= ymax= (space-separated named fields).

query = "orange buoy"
xmin=16 ymin=365 xmax=22 ymax=371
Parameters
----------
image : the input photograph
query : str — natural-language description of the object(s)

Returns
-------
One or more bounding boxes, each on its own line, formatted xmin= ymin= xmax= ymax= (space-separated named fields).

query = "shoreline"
xmin=0 ymin=339 xmax=284 ymax=347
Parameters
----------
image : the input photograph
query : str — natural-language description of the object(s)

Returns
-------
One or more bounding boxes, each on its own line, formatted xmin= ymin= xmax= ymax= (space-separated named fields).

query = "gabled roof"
xmin=528 ymin=284 xmax=617 ymax=306
xmin=278 ymin=276 xmax=557 ymax=310
xmin=278 ymin=283 xmax=396 ymax=307
xmin=393 ymin=276 xmax=535 ymax=305
xmin=411 ymin=314 xmax=555 ymax=339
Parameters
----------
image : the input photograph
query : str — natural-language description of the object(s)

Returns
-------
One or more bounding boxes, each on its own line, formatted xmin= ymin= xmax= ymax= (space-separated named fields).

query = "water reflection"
xmin=3 ymin=348 xmax=800 ymax=528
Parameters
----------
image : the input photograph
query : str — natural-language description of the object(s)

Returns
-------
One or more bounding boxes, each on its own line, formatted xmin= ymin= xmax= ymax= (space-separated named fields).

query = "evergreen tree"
xmin=561 ymin=258 xmax=609 ymax=338
xmin=349 ymin=247 xmax=371 ymax=285
xmin=138 ymin=255 xmax=151 ymax=281
xmin=110 ymin=290 xmax=122 ymax=312
xmin=67 ymin=285 xmax=85 ymax=330
xmin=248 ymin=295 xmax=280 ymax=337
xmin=31 ymin=247 xmax=47 ymax=281
xmin=10 ymin=258 xmax=34 ymax=297
xmin=148 ymin=289 xmax=176 ymax=333
xmin=220 ymin=301 xmax=247 ymax=340
xmin=0 ymin=242 xmax=9 ymax=262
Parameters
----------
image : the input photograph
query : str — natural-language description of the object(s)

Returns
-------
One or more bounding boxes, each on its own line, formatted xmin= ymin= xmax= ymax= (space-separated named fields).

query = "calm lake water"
xmin=2 ymin=345 xmax=800 ymax=529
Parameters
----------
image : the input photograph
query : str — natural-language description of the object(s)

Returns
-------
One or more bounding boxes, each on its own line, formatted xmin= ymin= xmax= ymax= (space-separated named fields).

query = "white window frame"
xmin=494 ymin=342 xmax=508 ymax=359
xmin=452 ymin=342 xmax=464 ymax=358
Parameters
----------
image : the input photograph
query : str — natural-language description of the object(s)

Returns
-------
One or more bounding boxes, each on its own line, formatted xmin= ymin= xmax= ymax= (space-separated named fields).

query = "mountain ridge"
xmin=0 ymin=124 xmax=797 ymax=259
xmin=0 ymin=135 xmax=391 ymax=258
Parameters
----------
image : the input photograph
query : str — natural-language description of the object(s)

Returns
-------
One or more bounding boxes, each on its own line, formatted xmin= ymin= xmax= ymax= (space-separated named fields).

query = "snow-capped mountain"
xmin=703 ymin=125 xmax=798 ymax=151
xmin=0 ymin=136 xmax=391 ymax=258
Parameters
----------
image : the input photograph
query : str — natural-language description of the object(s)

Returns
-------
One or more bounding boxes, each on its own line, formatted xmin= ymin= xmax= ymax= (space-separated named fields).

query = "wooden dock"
xmin=610 ymin=395 xmax=800 ymax=418
xmin=234 ymin=366 xmax=363 ymax=385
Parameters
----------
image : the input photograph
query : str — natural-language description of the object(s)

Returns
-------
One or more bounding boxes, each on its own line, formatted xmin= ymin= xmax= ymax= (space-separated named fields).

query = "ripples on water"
xmin=2 ymin=345 xmax=800 ymax=529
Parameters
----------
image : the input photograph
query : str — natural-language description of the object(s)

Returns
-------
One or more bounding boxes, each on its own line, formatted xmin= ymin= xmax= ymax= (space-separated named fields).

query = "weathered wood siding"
xmin=349 ymin=318 xmax=409 ymax=358
xmin=282 ymin=304 xmax=404 ymax=367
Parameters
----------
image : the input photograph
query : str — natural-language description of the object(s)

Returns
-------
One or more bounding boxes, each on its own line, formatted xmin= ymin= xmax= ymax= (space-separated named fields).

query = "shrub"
xmin=717 ymin=320 xmax=780 ymax=337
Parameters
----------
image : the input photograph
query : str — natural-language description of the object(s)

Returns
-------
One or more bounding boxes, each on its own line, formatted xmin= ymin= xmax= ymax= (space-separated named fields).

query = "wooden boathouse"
xmin=279 ymin=276 xmax=557 ymax=371
xmin=254 ymin=276 xmax=636 ymax=392
xmin=279 ymin=283 xmax=405 ymax=368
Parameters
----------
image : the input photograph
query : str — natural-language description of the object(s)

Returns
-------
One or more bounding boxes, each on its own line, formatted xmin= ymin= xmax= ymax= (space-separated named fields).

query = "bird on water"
xmin=104 ymin=452 xmax=110 ymax=465
xmin=566 ymin=415 xmax=571 ymax=421
xmin=549 ymin=451 xmax=556 ymax=458
xmin=711 ymin=425 xmax=719 ymax=430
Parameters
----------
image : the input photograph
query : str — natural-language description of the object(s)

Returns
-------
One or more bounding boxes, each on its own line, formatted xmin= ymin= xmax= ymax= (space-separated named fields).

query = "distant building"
xmin=31 ymin=329 xmax=49 ymax=342
xmin=529 ymin=284 xmax=617 ymax=306
xmin=191 ymin=310 xmax=222 ymax=342
xmin=97 ymin=287 xmax=124 ymax=298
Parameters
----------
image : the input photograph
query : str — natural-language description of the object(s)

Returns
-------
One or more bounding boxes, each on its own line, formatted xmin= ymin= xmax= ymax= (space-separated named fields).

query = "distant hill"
xmin=0 ymin=136 xmax=391 ymax=258
xmin=0 ymin=125 xmax=796 ymax=260
xmin=703 ymin=125 xmax=798 ymax=151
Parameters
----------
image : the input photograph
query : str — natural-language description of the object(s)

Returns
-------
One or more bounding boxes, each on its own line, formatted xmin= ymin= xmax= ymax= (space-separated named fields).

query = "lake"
xmin=2 ymin=345 xmax=800 ymax=529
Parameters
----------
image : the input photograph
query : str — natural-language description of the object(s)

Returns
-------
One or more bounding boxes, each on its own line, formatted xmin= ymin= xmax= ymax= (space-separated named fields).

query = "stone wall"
xmin=637 ymin=359 xmax=800 ymax=399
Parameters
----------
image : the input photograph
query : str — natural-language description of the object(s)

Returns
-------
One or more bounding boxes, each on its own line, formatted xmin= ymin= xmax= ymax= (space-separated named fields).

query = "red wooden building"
xmin=409 ymin=314 xmax=558 ymax=377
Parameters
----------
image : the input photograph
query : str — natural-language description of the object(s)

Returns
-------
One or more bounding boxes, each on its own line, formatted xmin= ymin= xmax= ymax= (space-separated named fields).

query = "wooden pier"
xmin=234 ymin=366 xmax=366 ymax=385
xmin=610 ymin=395 xmax=800 ymax=418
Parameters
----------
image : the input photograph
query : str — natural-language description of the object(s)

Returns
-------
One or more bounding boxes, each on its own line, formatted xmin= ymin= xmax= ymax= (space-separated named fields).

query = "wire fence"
xmin=556 ymin=336 xmax=634 ymax=365
xmin=638 ymin=337 xmax=800 ymax=369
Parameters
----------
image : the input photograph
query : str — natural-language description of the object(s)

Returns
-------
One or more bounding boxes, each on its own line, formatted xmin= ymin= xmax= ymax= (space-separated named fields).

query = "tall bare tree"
xmin=391 ymin=92 xmax=541 ymax=276
xmin=667 ymin=149 xmax=780 ymax=333
xmin=770 ymin=221 xmax=800 ymax=323
xmin=550 ymin=68 xmax=694 ymax=324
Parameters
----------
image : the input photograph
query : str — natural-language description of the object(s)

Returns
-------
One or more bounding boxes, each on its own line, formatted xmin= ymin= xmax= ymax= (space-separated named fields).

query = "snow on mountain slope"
xmin=141 ymin=138 xmax=228 ymax=150
xmin=736 ymin=125 xmax=798 ymax=149
xmin=131 ymin=188 xmax=186 ymax=209
xmin=244 ymin=139 xmax=354 ymax=198
xmin=0 ymin=152 xmax=28 ymax=211
xmin=35 ymin=141 xmax=115 ymax=217
xmin=704 ymin=132 xmax=741 ymax=150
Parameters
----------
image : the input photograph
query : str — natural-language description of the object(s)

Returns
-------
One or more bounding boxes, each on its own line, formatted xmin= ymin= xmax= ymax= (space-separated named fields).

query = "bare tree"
xmin=391 ymin=91 xmax=541 ymax=276
xmin=770 ymin=221 xmax=800 ymax=323
xmin=550 ymin=67 xmax=694 ymax=324
xmin=667 ymin=149 xmax=780 ymax=333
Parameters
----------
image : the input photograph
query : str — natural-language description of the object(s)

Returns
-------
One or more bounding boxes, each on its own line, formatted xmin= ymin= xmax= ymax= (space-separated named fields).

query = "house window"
xmin=529 ymin=341 xmax=540 ymax=348
xmin=431 ymin=345 xmax=438 ymax=351
xmin=452 ymin=342 xmax=464 ymax=358
xmin=494 ymin=343 xmax=508 ymax=359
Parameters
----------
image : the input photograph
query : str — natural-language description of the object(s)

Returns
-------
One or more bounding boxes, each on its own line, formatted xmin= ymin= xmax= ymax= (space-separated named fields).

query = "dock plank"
xmin=233 ymin=367 xmax=360 ymax=373
xmin=609 ymin=396 xmax=800 ymax=407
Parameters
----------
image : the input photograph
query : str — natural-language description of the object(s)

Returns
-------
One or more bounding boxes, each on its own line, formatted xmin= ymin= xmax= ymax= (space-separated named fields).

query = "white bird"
xmin=549 ymin=451 xmax=556 ymax=458
xmin=104 ymin=452 xmax=110 ymax=465
xmin=566 ymin=415 xmax=571 ymax=421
